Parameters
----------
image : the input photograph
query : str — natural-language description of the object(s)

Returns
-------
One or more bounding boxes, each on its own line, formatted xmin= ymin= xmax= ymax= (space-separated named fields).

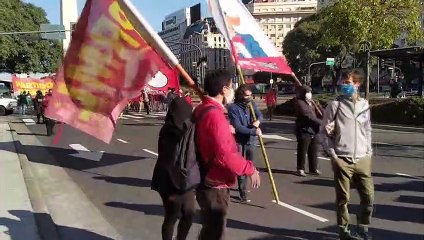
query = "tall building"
xmin=158 ymin=4 xmax=201 ymax=60
xmin=245 ymin=0 xmax=318 ymax=54
xmin=180 ymin=18 xmax=234 ymax=86
xmin=60 ymin=0 xmax=78 ymax=53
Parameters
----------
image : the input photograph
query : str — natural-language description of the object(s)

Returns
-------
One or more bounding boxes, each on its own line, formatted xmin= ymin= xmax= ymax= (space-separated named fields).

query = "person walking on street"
xmin=295 ymin=86 xmax=322 ymax=177
xmin=320 ymin=70 xmax=374 ymax=240
xmin=34 ymin=90 xmax=45 ymax=124
xmin=194 ymin=70 xmax=261 ymax=240
xmin=228 ymin=84 xmax=263 ymax=203
xmin=151 ymin=97 xmax=196 ymax=240
xmin=264 ymin=88 xmax=277 ymax=120
xmin=43 ymin=89 xmax=55 ymax=136
xmin=18 ymin=91 xmax=28 ymax=115
xmin=142 ymin=90 xmax=150 ymax=115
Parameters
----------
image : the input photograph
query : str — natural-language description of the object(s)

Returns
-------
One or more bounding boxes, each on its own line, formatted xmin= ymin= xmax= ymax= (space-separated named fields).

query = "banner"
xmin=12 ymin=75 xmax=55 ymax=95
xmin=208 ymin=0 xmax=292 ymax=74
xmin=45 ymin=0 xmax=179 ymax=143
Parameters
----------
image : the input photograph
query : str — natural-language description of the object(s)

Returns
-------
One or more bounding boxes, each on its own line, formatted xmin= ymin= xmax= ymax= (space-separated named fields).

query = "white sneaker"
xmin=298 ymin=170 xmax=306 ymax=177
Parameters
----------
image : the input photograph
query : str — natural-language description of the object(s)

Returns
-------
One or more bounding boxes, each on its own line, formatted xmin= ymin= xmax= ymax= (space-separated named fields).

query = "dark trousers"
xmin=196 ymin=188 xmax=230 ymax=240
xmin=296 ymin=132 xmax=318 ymax=172
xmin=160 ymin=190 xmax=196 ymax=240
xmin=144 ymin=101 xmax=150 ymax=115
xmin=267 ymin=106 xmax=273 ymax=120
xmin=237 ymin=144 xmax=254 ymax=199
xmin=45 ymin=118 xmax=55 ymax=136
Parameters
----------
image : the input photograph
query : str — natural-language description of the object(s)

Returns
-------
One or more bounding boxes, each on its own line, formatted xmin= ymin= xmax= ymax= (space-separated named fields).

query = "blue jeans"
xmin=237 ymin=143 xmax=254 ymax=200
xmin=20 ymin=105 xmax=27 ymax=115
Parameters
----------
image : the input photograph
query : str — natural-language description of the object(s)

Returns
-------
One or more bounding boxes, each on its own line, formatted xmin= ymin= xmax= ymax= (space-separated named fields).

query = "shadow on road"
xmin=122 ymin=123 xmax=164 ymax=127
xmin=0 ymin=141 xmax=149 ymax=171
xmin=297 ymin=178 xmax=424 ymax=193
xmin=93 ymin=176 xmax=152 ymax=188
xmin=0 ymin=210 xmax=114 ymax=240
xmin=395 ymin=195 xmax=424 ymax=205
xmin=310 ymin=202 xmax=424 ymax=224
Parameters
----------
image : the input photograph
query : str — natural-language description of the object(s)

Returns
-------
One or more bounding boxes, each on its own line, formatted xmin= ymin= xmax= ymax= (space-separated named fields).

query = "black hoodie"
xmin=151 ymin=97 xmax=193 ymax=194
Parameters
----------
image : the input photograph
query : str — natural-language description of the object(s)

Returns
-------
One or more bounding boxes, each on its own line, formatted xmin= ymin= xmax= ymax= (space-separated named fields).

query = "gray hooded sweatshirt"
xmin=320 ymin=96 xmax=372 ymax=163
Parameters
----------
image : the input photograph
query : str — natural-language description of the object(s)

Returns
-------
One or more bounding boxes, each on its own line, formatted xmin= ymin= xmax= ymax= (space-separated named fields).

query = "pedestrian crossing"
xmin=121 ymin=111 xmax=166 ymax=120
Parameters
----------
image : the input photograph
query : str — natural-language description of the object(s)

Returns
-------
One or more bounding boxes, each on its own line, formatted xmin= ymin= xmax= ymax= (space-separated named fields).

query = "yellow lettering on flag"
xmin=108 ymin=1 xmax=140 ymax=48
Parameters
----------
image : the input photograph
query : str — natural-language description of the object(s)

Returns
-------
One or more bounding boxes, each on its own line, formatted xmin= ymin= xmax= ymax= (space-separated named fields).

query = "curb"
xmin=9 ymin=124 xmax=61 ymax=240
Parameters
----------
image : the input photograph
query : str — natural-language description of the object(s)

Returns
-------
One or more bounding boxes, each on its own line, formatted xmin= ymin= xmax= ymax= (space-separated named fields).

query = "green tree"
xmin=320 ymin=0 xmax=424 ymax=49
xmin=0 ymin=0 xmax=62 ymax=73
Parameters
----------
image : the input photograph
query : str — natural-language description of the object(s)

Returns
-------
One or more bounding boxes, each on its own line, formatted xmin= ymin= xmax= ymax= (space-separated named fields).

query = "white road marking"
xmin=123 ymin=115 xmax=144 ymax=119
xmin=143 ymin=149 xmax=158 ymax=157
xmin=117 ymin=139 xmax=128 ymax=144
xmin=22 ymin=118 xmax=36 ymax=125
xmin=294 ymin=152 xmax=331 ymax=161
xmin=262 ymin=134 xmax=294 ymax=141
xmin=374 ymin=142 xmax=413 ymax=149
xmin=318 ymin=157 xmax=331 ymax=161
xmin=69 ymin=144 xmax=89 ymax=152
xmin=69 ymin=144 xmax=103 ymax=161
xmin=396 ymin=173 xmax=424 ymax=180
xmin=119 ymin=116 xmax=129 ymax=120
xmin=273 ymin=200 xmax=328 ymax=222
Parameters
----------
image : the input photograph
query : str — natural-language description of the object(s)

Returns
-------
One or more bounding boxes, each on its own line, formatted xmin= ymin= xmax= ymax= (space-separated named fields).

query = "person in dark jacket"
xmin=295 ymin=85 xmax=322 ymax=177
xmin=34 ymin=90 xmax=45 ymax=124
xmin=228 ymin=84 xmax=263 ymax=202
xmin=43 ymin=89 xmax=55 ymax=136
xmin=151 ymin=97 xmax=195 ymax=240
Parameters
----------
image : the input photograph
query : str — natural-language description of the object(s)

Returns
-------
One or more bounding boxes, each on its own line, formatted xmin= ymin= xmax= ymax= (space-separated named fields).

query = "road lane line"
xmin=396 ymin=173 xmax=424 ymax=180
xmin=69 ymin=144 xmax=89 ymax=152
xmin=123 ymin=115 xmax=144 ymax=119
xmin=117 ymin=139 xmax=128 ymax=144
xmin=262 ymin=134 xmax=294 ymax=141
xmin=143 ymin=149 xmax=158 ymax=157
xmin=318 ymin=157 xmax=331 ymax=161
xmin=273 ymin=200 xmax=328 ymax=222
xmin=22 ymin=118 xmax=36 ymax=125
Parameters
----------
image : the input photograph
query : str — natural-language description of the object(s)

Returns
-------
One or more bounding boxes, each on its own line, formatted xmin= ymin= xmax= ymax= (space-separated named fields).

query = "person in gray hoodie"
xmin=320 ymin=70 xmax=373 ymax=240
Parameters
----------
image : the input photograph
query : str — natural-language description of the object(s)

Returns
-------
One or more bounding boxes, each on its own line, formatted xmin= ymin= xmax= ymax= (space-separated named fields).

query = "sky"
xmin=24 ymin=0 xmax=208 ymax=31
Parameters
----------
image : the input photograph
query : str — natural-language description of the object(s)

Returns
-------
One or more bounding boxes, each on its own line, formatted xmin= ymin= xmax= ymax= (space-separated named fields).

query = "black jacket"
xmin=151 ymin=97 xmax=193 ymax=194
xmin=295 ymin=85 xmax=322 ymax=135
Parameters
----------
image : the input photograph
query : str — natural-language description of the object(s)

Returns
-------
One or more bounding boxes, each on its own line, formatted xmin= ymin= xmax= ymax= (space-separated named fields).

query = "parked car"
xmin=0 ymin=94 xmax=17 ymax=116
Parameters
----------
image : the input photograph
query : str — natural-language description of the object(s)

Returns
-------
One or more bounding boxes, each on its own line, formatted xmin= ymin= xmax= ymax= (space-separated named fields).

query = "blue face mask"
xmin=341 ymin=84 xmax=355 ymax=97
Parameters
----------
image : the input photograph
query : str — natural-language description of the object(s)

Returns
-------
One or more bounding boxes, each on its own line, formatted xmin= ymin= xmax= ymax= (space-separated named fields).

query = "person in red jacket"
xmin=194 ymin=70 xmax=261 ymax=240
xmin=264 ymin=88 xmax=277 ymax=120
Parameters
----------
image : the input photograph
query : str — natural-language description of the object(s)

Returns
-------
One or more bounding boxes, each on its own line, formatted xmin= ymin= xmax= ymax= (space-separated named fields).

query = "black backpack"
xmin=168 ymin=106 xmax=216 ymax=191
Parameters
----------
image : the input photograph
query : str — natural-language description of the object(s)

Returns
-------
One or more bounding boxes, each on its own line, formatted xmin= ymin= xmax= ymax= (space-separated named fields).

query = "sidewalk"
xmin=0 ymin=123 xmax=40 ymax=240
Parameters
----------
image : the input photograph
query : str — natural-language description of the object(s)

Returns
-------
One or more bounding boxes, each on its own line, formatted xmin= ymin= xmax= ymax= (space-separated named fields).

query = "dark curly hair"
xmin=234 ymin=84 xmax=252 ymax=103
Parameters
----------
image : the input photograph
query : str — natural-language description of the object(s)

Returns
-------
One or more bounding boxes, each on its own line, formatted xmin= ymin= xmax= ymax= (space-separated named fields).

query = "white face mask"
xmin=305 ymin=92 xmax=312 ymax=100
xmin=224 ymin=88 xmax=235 ymax=105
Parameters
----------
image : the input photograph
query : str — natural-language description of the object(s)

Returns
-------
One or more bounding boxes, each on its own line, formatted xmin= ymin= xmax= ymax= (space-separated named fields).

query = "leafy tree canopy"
xmin=0 ymin=0 xmax=62 ymax=73
xmin=283 ymin=0 xmax=424 ymax=76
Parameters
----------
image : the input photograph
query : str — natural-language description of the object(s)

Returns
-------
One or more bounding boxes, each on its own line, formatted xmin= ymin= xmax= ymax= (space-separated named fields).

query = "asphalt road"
xmin=5 ymin=111 xmax=424 ymax=240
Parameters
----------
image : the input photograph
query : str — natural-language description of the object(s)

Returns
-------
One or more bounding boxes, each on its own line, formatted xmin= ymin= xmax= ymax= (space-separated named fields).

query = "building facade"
xmin=245 ymin=0 xmax=317 ymax=54
xmin=60 ymin=0 xmax=78 ymax=53
xmin=180 ymin=18 xmax=234 ymax=86
xmin=158 ymin=4 xmax=201 ymax=60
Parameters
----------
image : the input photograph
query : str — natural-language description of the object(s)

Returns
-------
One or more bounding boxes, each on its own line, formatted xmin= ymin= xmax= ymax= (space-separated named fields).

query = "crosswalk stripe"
xmin=22 ymin=119 xmax=36 ymax=125
xmin=123 ymin=115 xmax=144 ymax=119
xmin=117 ymin=139 xmax=129 ymax=144
xmin=262 ymin=134 xmax=294 ymax=141
xmin=69 ymin=144 xmax=89 ymax=152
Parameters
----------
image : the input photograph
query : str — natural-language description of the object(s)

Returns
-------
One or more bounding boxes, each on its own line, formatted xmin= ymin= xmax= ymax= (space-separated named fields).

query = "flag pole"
xmin=211 ymin=0 xmax=280 ymax=203
xmin=236 ymin=65 xmax=280 ymax=203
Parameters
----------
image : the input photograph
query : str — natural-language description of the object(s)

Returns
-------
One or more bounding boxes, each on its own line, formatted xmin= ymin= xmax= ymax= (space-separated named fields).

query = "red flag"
xmin=45 ymin=0 xmax=179 ymax=143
